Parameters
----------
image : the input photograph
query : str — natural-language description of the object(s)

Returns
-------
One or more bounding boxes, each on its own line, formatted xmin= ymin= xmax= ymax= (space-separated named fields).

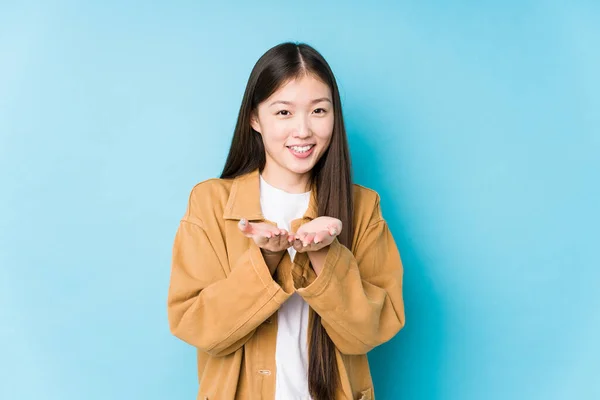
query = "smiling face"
xmin=250 ymin=73 xmax=334 ymax=190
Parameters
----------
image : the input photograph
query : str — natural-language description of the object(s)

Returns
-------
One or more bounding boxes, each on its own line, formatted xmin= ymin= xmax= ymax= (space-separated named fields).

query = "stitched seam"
xmin=354 ymin=220 xmax=384 ymax=251
xmin=187 ymin=221 xmax=274 ymax=353
xmin=309 ymin=238 xmax=382 ymax=348
xmin=187 ymin=178 xmax=227 ymax=218
xmin=205 ymin=246 xmax=277 ymax=352
xmin=206 ymin=288 xmax=278 ymax=353
xmin=250 ymin=245 xmax=274 ymax=293
xmin=325 ymin=222 xmax=389 ymax=349
xmin=301 ymin=240 xmax=340 ymax=297
xmin=326 ymin=314 xmax=377 ymax=348
xmin=224 ymin=177 xmax=239 ymax=217
xmin=176 ymin=220 xmax=263 ymax=353
xmin=312 ymin=246 xmax=338 ymax=296
xmin=366 ymin=219 xmax=385 ymax=229
xmin=181 ymin=216 xmax=205 ymax=229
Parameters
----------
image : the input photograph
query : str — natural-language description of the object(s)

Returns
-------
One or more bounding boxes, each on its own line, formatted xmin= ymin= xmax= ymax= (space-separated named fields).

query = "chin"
xmin=286 ymin=164 xmax=314 ymax=175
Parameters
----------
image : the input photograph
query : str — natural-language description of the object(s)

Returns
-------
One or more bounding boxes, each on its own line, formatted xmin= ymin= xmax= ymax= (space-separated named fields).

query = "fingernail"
xmin=240 ymin=218 xmax=247 ymax=225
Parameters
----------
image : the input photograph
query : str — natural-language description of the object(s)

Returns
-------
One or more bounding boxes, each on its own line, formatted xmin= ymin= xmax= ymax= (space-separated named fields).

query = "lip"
xmin=287 ymin=144 xmax=315 ymax=159
xmin=287 ymin=144 xmax=316 ymax=148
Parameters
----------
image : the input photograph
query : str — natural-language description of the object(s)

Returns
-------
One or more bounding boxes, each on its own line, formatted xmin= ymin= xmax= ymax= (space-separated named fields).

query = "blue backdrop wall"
xmin=1 ymin=1 xmax=599 ymax=399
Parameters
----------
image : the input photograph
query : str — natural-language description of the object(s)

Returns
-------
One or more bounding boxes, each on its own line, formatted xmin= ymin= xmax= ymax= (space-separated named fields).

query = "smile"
xmin=287 ymin=144 xmax=315 ymax=159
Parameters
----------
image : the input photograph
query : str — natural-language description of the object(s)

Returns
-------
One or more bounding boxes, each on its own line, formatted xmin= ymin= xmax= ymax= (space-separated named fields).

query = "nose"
xmin=293 ymin=115 xmax=311 ymax=138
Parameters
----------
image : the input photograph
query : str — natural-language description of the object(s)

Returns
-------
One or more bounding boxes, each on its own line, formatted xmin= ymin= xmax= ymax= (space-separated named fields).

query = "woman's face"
xmin=251 ymin=74 xmax=334 ymax=182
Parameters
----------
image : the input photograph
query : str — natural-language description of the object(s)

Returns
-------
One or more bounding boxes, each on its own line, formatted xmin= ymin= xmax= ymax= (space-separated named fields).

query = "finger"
xmin=272 ymin=231 xmax=283 ymax=246
xmin=313 ymin=230 xmax=328 ymax=244
xmin=299 ymin=233 xmax=309 ymax=246
xmin=278 ymin=229 xmax=289 ymax=244
xmin=286 ymin=231 xmax=293 ymax=243
xmin=238 ymin=218 xmax=252 ymax=234
xmin=280 ymin=234 xmax=291 ymax=249
xmin=303 ymin=233 xmax=316 ymax=247
xmin=254 ymin=226 xmax=271 ymax=239
xmin=293 ymin=240 xmax=305 ymax=253
xmin=256 ymin=235 xmax=269 ymax=246
xmin=295 ymin=231 xmax=308 ymax=241
xmin=328 ymin=225 xmax=338 ymax=236
xmin=307 ymin=240 xmax=326 ymax=252
xmin=293 ymin=239 xmax=303 ymax=251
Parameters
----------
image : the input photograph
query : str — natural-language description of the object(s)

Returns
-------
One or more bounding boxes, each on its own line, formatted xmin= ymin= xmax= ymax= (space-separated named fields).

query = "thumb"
xmin=238 ymin=218 xmax=252 ymax=234
xmin=328 ymin=225 xmax=338 ymax=236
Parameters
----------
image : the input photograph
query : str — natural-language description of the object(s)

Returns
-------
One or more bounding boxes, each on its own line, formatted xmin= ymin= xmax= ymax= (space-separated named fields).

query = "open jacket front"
xmin=168 ymin=169 xmax=405 ymax=400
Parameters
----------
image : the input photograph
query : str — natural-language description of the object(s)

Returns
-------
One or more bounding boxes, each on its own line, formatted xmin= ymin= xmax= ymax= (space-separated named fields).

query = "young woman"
xmin=168 ymin=42 xmax=405 ymax=400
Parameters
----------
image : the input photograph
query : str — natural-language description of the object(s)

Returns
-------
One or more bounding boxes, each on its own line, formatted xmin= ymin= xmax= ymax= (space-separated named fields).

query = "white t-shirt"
xmin=259 ymin=175 xmax=312 ymax=400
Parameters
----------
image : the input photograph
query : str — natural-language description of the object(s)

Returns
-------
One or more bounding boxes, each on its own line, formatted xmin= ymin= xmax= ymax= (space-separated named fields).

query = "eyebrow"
xmin=269 ymin=97 xmax=332 ymax=107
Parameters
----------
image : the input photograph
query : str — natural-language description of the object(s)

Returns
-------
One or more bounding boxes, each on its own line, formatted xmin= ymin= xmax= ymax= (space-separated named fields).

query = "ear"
xmin=250 ymin=111 xmax=261 ymax=134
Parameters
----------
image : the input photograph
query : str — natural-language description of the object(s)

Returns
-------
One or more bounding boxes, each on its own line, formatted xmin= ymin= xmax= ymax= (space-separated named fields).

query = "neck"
xmin=261 ymin=164 xmax=311 ymax=194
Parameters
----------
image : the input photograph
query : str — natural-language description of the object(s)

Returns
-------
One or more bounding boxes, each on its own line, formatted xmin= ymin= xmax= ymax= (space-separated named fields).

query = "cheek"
xmin=261 ymin=121 xmax=289 ymax=147
xmin=313 ymin=117 xmax=334 ymax=143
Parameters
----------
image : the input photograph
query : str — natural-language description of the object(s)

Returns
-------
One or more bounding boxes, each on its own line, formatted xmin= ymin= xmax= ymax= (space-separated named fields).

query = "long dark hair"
xmin=221 ymin=42 xmax=354 ymax=399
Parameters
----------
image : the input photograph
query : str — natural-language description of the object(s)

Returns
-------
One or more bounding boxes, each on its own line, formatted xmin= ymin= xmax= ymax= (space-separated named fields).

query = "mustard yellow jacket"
xmin=167 ymin=169 xmax=405 ymax=400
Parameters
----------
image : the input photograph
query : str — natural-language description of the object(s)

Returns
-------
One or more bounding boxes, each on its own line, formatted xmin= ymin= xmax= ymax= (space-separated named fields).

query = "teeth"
xmin=290 ymin=145 xmax=312 ymax=153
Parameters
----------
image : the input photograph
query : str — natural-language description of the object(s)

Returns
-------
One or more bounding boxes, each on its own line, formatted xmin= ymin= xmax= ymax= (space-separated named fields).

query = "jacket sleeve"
xmin=167 ymin=216 xmax=293 ymax=357
xmin=296 ymin=211 xmax=405 ymax=355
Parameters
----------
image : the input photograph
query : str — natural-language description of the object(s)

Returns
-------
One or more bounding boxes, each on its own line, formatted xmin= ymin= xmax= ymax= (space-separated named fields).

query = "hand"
xmin=238 ymin=218 xmax=294 ymax=254
xmin=292 ymin=216 xmax=342 ymax=253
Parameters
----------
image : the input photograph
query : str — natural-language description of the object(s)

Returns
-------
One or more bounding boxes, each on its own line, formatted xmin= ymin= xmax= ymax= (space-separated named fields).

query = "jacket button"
xmin=258 ymin=369 xmax=271 ymax=375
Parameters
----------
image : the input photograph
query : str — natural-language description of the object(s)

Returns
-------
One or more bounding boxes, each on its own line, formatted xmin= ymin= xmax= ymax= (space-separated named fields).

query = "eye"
xmin=276 ymin=110 xmax=291 ymax=116
xmin=313 ymin=108 xmax=327 ymax=114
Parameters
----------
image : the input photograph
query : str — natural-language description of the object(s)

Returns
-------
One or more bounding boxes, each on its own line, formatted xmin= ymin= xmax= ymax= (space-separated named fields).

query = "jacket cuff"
xmin=248 ymin=242 xmax=293 ymax=304
xmin=296 ymin=238 xmax=343 ymax=298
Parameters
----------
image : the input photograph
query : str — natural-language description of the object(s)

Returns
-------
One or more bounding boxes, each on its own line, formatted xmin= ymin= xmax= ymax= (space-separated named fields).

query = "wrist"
xmin=260 ymin=248 xmax=285 ymax=275
xmin=261 ymin=248 xmax=285 ymax=257
xmin=307 ymin=245 xmax=329 ymax=276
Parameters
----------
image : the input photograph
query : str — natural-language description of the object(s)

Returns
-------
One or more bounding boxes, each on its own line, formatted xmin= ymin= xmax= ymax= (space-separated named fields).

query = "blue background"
xmin=1 ymin=1 xmax=599 ymax=399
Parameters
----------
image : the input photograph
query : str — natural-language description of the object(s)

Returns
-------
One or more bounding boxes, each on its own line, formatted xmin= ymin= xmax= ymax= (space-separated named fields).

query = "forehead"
xmin=267 ymin=74 xmax=331 ymax=103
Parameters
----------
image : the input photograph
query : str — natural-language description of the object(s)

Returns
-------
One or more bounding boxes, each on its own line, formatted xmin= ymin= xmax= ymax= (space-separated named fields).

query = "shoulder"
xmin=189 ymin=177 xmax=234 ymax=200
xmin=352 ymin=183 xmax=381 ymax=205
xmin=183 ymin=177 xmax=234 ymax=224
xmin=352 ymin=183 xmax=384 ymax=226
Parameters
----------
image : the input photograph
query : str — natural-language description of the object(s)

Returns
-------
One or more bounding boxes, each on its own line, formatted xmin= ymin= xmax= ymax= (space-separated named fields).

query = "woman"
xmin=168 ymin=42 xmax=405 ymax=400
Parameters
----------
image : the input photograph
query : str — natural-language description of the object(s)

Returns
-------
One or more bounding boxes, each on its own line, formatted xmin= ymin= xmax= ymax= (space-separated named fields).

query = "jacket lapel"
xmin=222 ymin=169 xmax=263 ymax=221
xmin=223 ymin=168 xmax=319 ymax=222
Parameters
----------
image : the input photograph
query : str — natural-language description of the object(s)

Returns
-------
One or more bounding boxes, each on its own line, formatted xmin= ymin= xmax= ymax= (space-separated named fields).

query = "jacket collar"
xmin=223 ymin=168 xmax=318 ymax=221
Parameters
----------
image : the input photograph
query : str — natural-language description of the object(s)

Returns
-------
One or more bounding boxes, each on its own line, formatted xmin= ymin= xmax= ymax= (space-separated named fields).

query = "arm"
xmin=167 ymin=216 xmax=293 ymax=357
xmin=261 ymin=249 xmax=286 ymax=276
xmin=298 ymin=217 xmax=405 ymax=355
